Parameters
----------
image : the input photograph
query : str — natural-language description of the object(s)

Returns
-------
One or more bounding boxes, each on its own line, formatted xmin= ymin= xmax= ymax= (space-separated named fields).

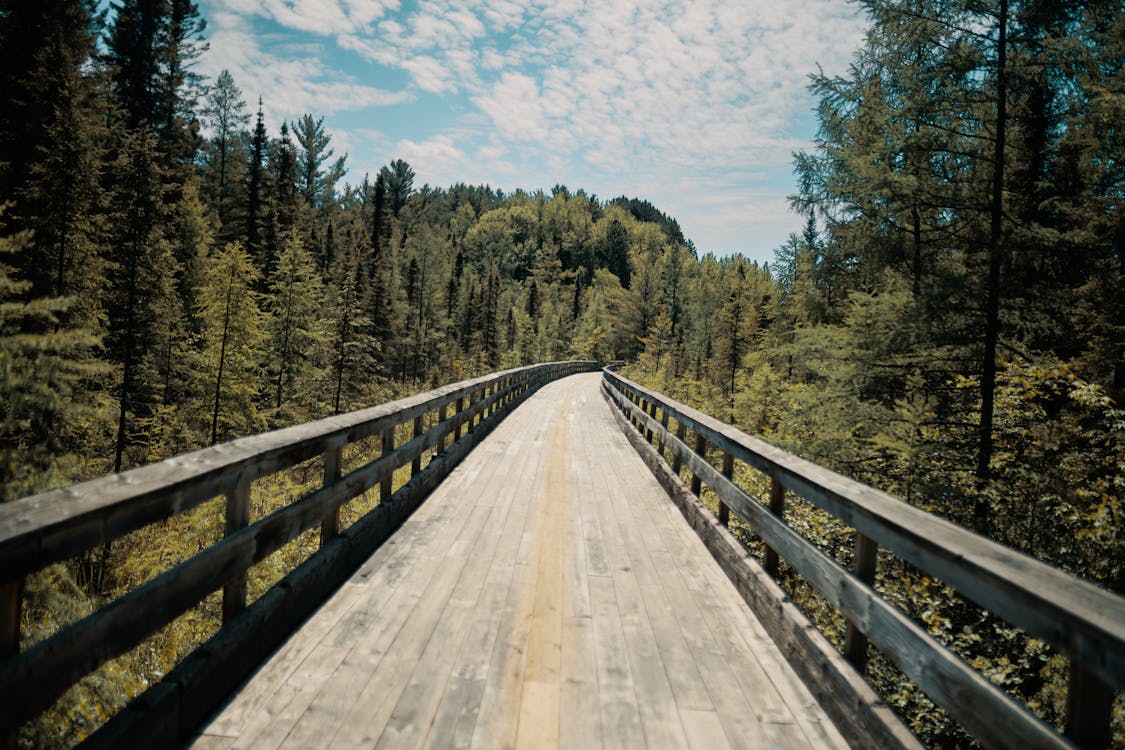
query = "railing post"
xmin=381 ymin=426 xmax=395 ymax=501
xmin=644 ymin=401 xmax=654 ymax=443
xmin=764 ymin=477 xmax=785 ymax=577
xmin=438 ymin=403 xmax=448 ymax=451
xmin=320 ymin=446 xmax=342 ymax=546
xmin=0 ymin=580 xmax=16 ymax=750
xmin=1065 ymin=663 xmax=1113 ymax=749
xmin=454 ymin=396 xmax=465 ymax=440
xmin=690 ymin=433 xmax=706 ymax=496
xmin=718 ymin=452 xmax=733 ymax=527
xmin=222 ymin=481 xmax=251 ymax=622
xmin=411 ymin=415 xmax=424 ymax=477
xmin=844 ymin=533 xmax=878 ymax=672
xmin=672 ymin=422 xmax=687 ymax=475
xmin=656 ymin=408 xmax=669 ymax=459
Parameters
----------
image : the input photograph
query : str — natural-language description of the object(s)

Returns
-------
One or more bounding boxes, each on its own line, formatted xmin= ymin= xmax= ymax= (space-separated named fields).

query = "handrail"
xmin=0 ymin=360 xmax=597 ymax=746
xmin=602 ymin=368 xmax=1124 ymax=750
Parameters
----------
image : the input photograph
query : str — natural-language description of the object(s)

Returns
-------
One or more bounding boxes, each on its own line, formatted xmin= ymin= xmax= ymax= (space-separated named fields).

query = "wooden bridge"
xmin=1 ymin=363 xmax=1122 ymax=749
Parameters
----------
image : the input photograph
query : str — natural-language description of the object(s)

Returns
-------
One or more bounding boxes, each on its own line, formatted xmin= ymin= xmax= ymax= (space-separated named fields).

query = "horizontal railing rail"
xmin=602 ymin=368 xmax=1124 ymax=750
xmin=0 ymin=360 xmax=597 ymax=747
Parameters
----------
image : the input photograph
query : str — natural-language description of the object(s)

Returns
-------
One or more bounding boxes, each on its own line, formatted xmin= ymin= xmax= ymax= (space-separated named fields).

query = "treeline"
xmin=0 ymin=0 xmax=700 ymax=502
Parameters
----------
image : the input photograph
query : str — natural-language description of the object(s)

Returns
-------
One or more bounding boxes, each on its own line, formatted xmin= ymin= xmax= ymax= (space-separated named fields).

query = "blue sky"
xmin=197 ymin=0 xmax=868 ymax=265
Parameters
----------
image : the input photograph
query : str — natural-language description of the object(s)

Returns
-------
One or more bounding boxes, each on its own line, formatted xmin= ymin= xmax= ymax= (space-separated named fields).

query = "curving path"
xmin=189 ymin=373 xmax=849 ymax=750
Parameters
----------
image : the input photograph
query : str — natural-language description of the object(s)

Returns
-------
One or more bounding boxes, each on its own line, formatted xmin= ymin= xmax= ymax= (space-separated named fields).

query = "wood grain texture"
xmin=189 ymin=373 xmax=844 ymax=750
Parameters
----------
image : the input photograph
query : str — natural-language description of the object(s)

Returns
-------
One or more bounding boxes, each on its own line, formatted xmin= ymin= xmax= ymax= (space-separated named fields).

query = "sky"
xmin=196 ymin=0 xmax=868 ymax=265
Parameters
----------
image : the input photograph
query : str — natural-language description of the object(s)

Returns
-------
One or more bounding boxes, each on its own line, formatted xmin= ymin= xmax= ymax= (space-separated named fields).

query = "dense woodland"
xmin=0 ymin=0 xmax=1122 ymax=747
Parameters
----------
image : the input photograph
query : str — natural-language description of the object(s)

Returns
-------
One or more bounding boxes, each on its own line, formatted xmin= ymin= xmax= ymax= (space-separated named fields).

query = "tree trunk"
xmin=975 ymin=0 xmax=1008 ymax=533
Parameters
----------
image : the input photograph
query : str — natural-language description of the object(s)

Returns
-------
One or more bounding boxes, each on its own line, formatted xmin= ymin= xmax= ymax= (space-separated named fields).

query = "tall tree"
xmin=292 ymin=113 xmax=345 ymax=212
xmin=245 ymin=99 xmax=268 ymax=266
xmin=380 ymin=159 xmax=415 ymax=219
xmin=105 ymin=128 xmax=180 ymax=471
xmin=266 ymin=230 xmax=322 ymax=412
xmin=201 ymin=69 xmax=249 ymax=237
xmin=0 ymin=211 xmax=103 ymax=500
xmin=196 ymin=241 xmax=265 ymax=444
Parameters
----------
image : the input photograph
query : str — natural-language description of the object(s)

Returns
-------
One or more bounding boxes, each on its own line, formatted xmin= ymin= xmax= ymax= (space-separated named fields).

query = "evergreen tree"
xmin=381 ymin=159 xmax=415 ymax=219
xmin=106 ymin=128 xmax=180 ymax=471
xmin=266 ymin=230 xmax=323 ymax=414
xmin=196 ymin=241 xmax=265 ymax=444
xmin=245 ymin=99 xmax=268 ymax=264
xmin=201 ymin=69 xmax=249 ymax=239
xmin=292 ymin=113 xmax=345 ymax=212
xmin=600 ymin=217 xmax=631 ymax=289
xmin=0 ymin=211 xmax=104 ymax=500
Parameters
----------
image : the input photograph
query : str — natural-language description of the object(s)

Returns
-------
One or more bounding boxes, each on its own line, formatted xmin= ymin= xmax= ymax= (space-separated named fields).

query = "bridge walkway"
xmin=189 ymin=373 xmax=848 ymax=750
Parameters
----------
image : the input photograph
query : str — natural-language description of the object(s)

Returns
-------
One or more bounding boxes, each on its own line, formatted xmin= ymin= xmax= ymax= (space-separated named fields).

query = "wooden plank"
xmin=376 ymin=443 xmax=523 ymax=748
xmin=844 ymin=533 xmax=878 ymax=672
xmin=582 ymin=427 xmax=691 ymax=746
xmin=319 ymin=446 xmax=342 ymax=546
xmin=764 ymin=478 xmax=784 ymax=577
xmin=0 ymin=579 xmax=19 ymax=659
xmin=423 ymin=431 xmax=544 ymax=749
xmin=588 ymin=575 xmax=646 ymax=750
xmin=223 ymin=482 xmax=251 ymax=622
xmin=680 ymin=709 xmax=734 ymax=750
xmin=1065 ymin=663 xmax=1113 ymax=749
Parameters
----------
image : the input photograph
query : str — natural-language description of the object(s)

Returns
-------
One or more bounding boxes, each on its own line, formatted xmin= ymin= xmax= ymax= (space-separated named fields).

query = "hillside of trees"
xmin=1 ymin=0 xmax=1121 ymax=747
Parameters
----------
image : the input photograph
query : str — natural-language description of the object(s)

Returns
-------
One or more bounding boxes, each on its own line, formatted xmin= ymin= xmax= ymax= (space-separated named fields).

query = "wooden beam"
xmin=1065 ymin=662 xmax=1113 ymax=749
xmin=672 ymin=422 xmax=686 ymax=475
xmin=381 ymin=426 xmax=395 ymax=502
xmin=844 ymin=533 xmax=878 ymax=673
xmin=690 ymin=432 xmax=706 ymax=496
xmin=718 ymin=452 xmax=733 ymax=527
xmin=320 ymin=446 xmax=342 ymax=546
xmin=411 ymin=416 xmax=424 ymax=477
xmin=222 ymin=482 xmax=251 ymax=622
xmin=764 ymin=478 xmax=784 ymax=578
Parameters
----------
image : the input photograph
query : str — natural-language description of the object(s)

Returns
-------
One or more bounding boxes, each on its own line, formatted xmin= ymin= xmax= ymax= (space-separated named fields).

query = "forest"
xmin=0 ymin=0 xmax=1121 ymax=747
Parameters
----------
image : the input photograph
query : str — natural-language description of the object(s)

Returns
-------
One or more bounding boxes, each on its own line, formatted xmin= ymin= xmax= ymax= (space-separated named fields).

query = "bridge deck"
xmin=190 ymin=373 xmax=848 ymax=750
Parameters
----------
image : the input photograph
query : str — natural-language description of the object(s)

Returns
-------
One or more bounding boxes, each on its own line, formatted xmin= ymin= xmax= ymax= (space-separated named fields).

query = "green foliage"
xmin=195 ymin=241 xmax=266 ymax=443
xmin=0 ymin=213 xmax=103 ymax=501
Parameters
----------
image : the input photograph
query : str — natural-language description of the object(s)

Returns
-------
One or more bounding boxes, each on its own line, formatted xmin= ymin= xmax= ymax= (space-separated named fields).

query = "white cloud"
xmin=200 ymin=0 xmax=866 ymax=259
xmin=199 ymin=10 xmax=411 ymax=125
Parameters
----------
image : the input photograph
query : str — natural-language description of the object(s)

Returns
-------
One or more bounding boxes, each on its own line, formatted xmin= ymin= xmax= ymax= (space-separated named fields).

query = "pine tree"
xmin=292 ymin=113 xmax=345 ymax=212
xmin=201 ymin=69 xmax=249 ymax=239
xmin=106 ymin=127 xmax=180 ymax=471
xmin=0 ymin=210 xmax=104 ymax=500
xmin=266 ymin=230 xmax=323 ymax=414
xmin=246 ymin=99 xmax=268 ymax=264
xmin=196 ymin=241 xmax=265 ymax=444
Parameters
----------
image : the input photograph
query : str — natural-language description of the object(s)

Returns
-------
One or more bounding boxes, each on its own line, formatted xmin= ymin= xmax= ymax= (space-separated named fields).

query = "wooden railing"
xmin=602 ymin=368 xmax=1124 ymax=750
xmin=0 ymin=360 xmax=597 ymax=748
